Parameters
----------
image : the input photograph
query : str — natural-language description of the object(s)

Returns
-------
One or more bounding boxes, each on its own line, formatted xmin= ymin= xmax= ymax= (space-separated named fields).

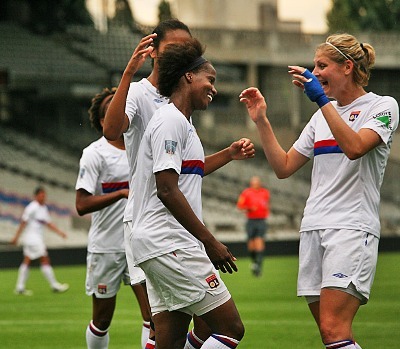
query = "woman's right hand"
xmin=239 ymin=87 xmax=268 ymax=124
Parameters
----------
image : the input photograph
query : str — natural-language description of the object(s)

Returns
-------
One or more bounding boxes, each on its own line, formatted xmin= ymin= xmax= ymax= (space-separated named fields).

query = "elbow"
xmin=103 ymin=128 xmax=120 ymax=141
xmin=345 ymin=148 xmax=364 ymax=161
xmin=275 ymin=170 xmax=291 ymax=180
xmin=346 ymin=152 xmax=363 ymax=161
xmin=75 ymin=204 xmax=88 ymax=216
xmin=156 ymin=186 xmax=173 ymax=204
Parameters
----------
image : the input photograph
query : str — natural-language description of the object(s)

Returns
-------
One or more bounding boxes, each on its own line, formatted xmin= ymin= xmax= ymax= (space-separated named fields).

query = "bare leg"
xmin=308 ymin=288 xmax=360 ymax=345
xmin=153 ymin=310 xmax=192 ymax=349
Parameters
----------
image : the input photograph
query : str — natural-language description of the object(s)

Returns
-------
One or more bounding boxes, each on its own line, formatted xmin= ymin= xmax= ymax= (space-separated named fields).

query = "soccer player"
xmin=75 ymin=88 xmax=152 ymax=349
xmin=11 ymin=186 xmax=69 ymax=295
xmin=103 ymin=19 xmax=213 ymax=349
xmin=240 ymin=33 xmax=399 ymax=349
xmin=128 ymin=37 xmax=254 ymax=349
xmin=236 ymin=175 xmax=270 ymax=277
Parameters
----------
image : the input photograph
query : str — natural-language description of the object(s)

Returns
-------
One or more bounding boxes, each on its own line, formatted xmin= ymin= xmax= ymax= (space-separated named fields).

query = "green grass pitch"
xmin=1 ymin=252 xmax=399 ymax=348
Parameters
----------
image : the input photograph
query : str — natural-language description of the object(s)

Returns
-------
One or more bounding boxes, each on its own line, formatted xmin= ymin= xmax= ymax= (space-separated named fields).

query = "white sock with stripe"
xmin=184 ymin=329 xmax=205 ymax=349
xmin=325 ymin=339 xmax=357 ymax=349
xmin=86 ymin=320 xmax=109 ymax=349
xmin=201 ymin=334 xmax=239 ymax=349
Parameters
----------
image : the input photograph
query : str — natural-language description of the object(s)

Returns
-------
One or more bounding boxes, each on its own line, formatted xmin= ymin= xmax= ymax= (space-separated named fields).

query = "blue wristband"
xmin=302 ymin=69 xmax=330 ymax=108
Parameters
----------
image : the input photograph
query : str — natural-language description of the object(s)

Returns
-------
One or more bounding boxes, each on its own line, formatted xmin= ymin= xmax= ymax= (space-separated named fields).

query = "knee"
xmin=319 ymin=318 xmax=347 ymax=344
xmin=229 ymin=318 xmax=245 ymax=341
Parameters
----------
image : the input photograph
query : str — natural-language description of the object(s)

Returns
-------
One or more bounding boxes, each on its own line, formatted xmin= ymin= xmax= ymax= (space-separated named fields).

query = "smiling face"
xmin=190 ymin=63 xmax=217 ymax=111
xmin=312 ymin=49 xmax=353 ymax=102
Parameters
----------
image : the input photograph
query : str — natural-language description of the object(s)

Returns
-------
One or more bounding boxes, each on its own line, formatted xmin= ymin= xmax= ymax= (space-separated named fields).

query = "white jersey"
xmin=76 ymin=137 xmax=129 ymax=253
xmin=123 ymin=78 xmax=169 ymax=222
xmin=21 ymin=200 xmax=50 ymax=246
xmin=130 ymin=103 xmax=205 ymax=264
xmin=293 ymin=92 xmax=399 ymax=237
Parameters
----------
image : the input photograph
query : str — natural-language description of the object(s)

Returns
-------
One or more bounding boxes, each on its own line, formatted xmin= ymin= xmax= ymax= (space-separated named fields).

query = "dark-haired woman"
xmin=129 ymin=38 xmax=251 ymax=349
xmin=104 ymin=19 xmax=254 ymax=349
xmin=75 ymin=88 xmax=152 ymax=349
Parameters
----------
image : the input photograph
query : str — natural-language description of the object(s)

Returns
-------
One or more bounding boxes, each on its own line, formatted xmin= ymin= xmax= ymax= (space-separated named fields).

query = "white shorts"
xmin=297 ymin=229 xmax=379 ymax=304
xmin=124 ymin=221 xmax=146 ymax=285
xmin=23 ymin=242 xmax=47 ymax=260
xmin=85 ymin=252 xmax=130 ymax=298
xmin=140 ymin=246 xmax=231 ymax=316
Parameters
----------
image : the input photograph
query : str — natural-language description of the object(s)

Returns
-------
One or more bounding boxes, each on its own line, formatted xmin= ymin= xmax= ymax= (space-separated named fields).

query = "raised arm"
xmin=155 ymin=169 xmax=237 ymax=274
xmin=75 ymin=188 xmax=129 ymax=216
xmin=289 ymin=66 xmax=382 ymax=160
xmin=103 ymin=34 xmax=156 ymax=140
xmin=240 ymin=87 xmax=308 ymax=178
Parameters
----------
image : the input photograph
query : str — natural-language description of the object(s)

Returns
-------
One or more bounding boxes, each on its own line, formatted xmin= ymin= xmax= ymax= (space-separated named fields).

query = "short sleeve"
xmin=293 ymin=112 xmax=319 ymax=159
xmin=361 ymin=96 xmax=399 ymax=144
xmin=21 ymin=203 xmax=34 ymax=222
xmin=151 ymin=112 xmax=187 ymax=175
xmin=125 ymin=83 xmax=139 ymax=126
xmin=75 ymin=147 xmax=102 ymax=195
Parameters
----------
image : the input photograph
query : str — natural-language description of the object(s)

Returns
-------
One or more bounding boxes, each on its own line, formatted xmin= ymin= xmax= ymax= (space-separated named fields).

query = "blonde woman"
xmin=240 ymin=33 xmax=399 ymax=349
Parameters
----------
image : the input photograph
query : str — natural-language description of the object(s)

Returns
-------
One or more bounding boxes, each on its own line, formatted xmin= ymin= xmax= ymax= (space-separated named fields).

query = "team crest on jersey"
xmin=349 ymin=111 xmax=360 ymax=122
xmin=165 ymin=140 xmax=177 ymax=154
xmin=79 ymin=167 xmax=86 ymax=178
xmin=98 ymin=284 xmax=107 ymax=294
xmin=205 ymin=274 xmax=220 ymax=289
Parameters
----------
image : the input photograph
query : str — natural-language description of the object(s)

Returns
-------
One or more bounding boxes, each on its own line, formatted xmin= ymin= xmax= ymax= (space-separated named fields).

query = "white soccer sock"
xmin=86 ymin=320 xmax=110 ymax=349
xmin=354 ymin=343 xmax=363 ymax=349
xmin=40 ymin=264 xmax=58 ymax=288
xmin=16 ymin=263 xmax=29 ymax=291
xmin=201 ymin=334 xmax=239 ymax=349
xmin=325 ymin=339 xmax=357 ymax=348
xmin=141 ymin=321 xmax=150 ymax=349
xmin=184 ymin=329 xmax=205 ymax=349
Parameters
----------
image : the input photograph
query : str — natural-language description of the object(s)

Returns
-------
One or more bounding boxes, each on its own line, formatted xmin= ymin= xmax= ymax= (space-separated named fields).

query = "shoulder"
xmin=82 ymin=137 xmax=104 ymax=153
xmin=152 ymin=104 xmax=185 ymax=126
xmin=25 ymin=200 xmax=37 ymax=210
xmin=363 ymin=93 xmax=397 ymax=108
xmin=241 ymin=188 xmax=251 ymax=196
xmin=24 ymin=200 xmax=39 ymax=214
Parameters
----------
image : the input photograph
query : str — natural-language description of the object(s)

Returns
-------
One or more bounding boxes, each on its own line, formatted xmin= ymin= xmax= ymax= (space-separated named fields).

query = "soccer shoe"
xmin=251 ymin=263 xmax=262 ymax=277
xmin=14 ymin=289 xmax=33 ymax=296
xmin=52 ymin=283 xmax=69 ymax=293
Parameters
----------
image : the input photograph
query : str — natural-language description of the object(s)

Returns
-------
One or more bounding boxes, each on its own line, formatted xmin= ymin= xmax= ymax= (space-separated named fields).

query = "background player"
xmin=75 ymin=88 xmax=152 ymax=349
xmin=11 ymin=186 xmax=69 ymax=295
xmin=236 ymin=175 xmax=270 ymax=277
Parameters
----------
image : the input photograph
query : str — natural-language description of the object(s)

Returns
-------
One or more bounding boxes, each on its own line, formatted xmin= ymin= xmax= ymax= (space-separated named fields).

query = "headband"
xmin=99 ymin=94 xmax=114 ymax=118
xmin=177 ymin=56 xmax=208 ymax=78
xmin=324 ymin=41 xmax=354 ymax=62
